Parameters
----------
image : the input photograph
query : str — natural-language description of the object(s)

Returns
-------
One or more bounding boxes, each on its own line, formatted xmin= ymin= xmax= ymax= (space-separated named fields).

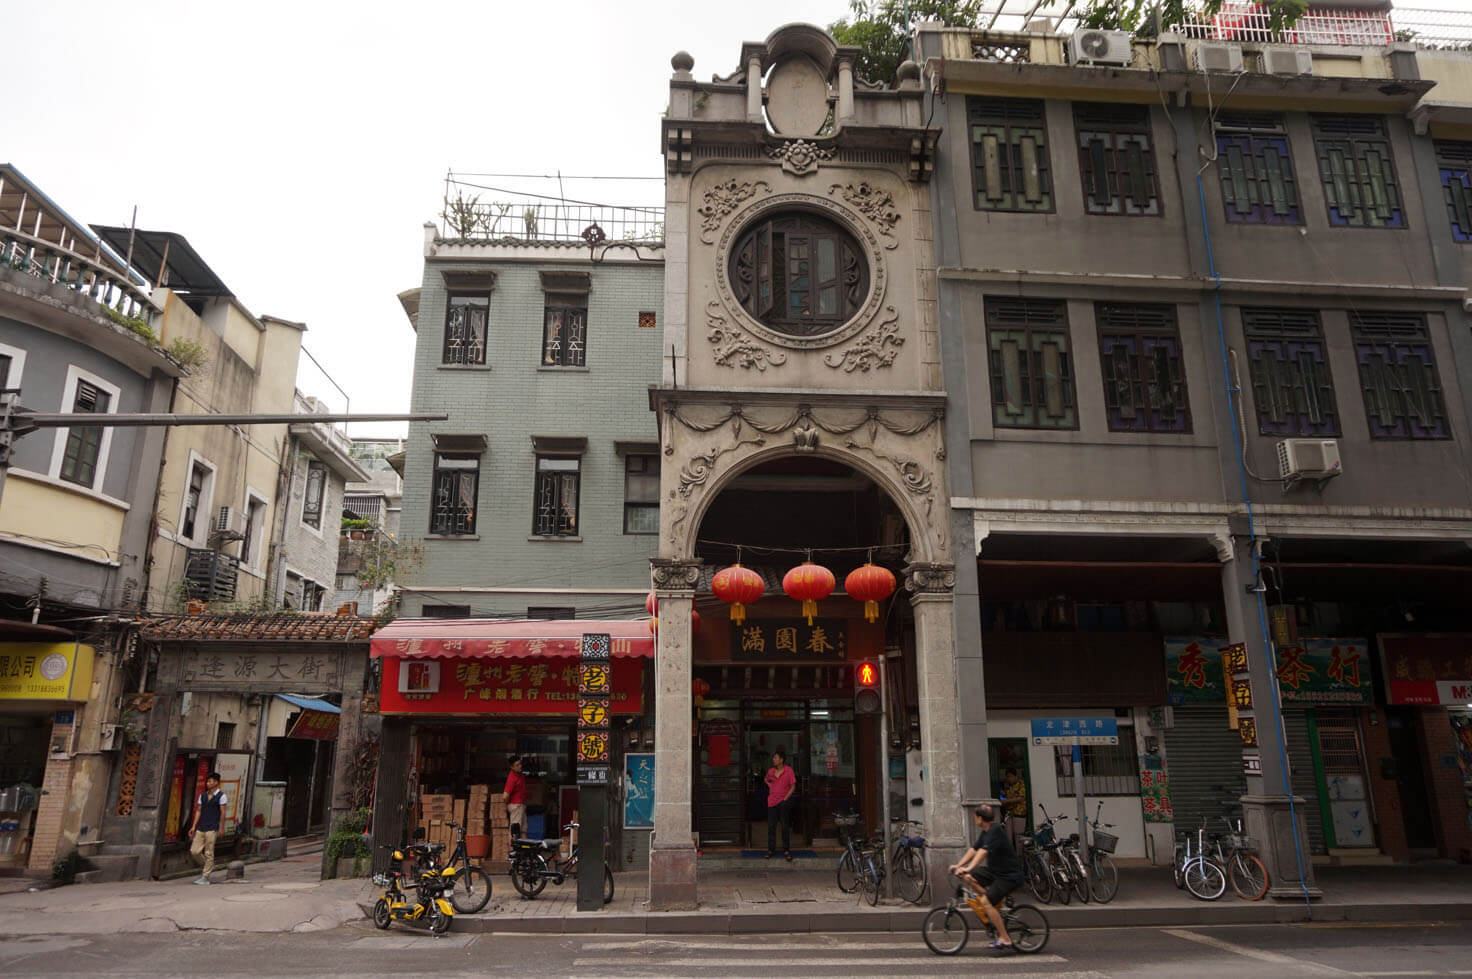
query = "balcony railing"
xmin=1 ymin=227 xmax=157 ymax=325
xmin=439 ymin=175 xmax=663 ymax=244
xmin=183 ymin=548 xmax=239 ymax=603
xmin=1173 ymin=5 xmax=1472 ymax=47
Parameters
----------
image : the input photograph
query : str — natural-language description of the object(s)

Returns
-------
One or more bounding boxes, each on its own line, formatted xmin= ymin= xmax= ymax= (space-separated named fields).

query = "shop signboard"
xmin=1380 ymin=634 xmax=1472 ymax=705
xmin=286 ymin=709 xmax=340 ymax=741
xmin=624 ymin=753 xmax=654 ymax=828
xmin=1274 ymin=639 xmax=1373 ymax=705
xmin=1030 ymin=717 xmax=1119 ymax=745
xmin=1163 ymin=636 xmax=1228 ymax=705
xmin=730 ymin=619 xmax=847 ymax=661
xmin=378 ymin=655 xmax=643 ymax=714
xmin=0 ymin=643 xmax=96 ymax=702
xmin=178 ymin=649 xmax=342 ymax=694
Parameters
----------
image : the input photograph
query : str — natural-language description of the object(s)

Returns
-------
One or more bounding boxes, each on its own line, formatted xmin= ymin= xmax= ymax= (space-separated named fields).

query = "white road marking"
xmin=1163 ymin=928 xmax=1356 ymax=976
xmin=573 ymin=954 xmax=1069 ymax=967
xmin=580 ymin=940 xmax=920 ymax=951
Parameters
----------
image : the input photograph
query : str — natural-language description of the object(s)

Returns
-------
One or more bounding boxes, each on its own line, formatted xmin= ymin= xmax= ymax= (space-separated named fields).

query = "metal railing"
xmin=439 ymin=177 xmax=663 ymax=244
xmin=1173 ymin=5 xmax=1472 ymax=47
xmin=0 ymin=227 xmax=157 ymax=325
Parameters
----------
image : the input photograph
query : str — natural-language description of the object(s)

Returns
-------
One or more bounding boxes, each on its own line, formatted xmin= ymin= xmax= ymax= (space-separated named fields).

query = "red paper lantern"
xmin=845 ymin=563 xmax=896 ymax=623
xmin=783 ymin=561 xmax=835 ymax=626
xmin=645 ymin=591 xmax=658 ymax=615
xmin=711 ymin=563 xmax=764 ymax=624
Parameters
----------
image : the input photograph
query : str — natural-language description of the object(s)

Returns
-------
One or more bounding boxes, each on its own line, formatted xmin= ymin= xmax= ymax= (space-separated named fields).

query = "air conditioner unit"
xmin=1277 ymin=439 xmax=1342 ymax=482
xmin=215 ymin=505 xmax=246 ymax=540
xmin=1261 ymin=47 xmax=1313 ymax=76
xmin=1195 ymin=42 xmax=1245 ymax=73
xmin=1069 ymin=29 xmax=1133 ymax=66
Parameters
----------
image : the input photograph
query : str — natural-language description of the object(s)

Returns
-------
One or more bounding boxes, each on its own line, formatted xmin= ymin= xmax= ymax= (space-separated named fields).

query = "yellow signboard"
xmin=0 ymin=642 xmax=96 ymax=702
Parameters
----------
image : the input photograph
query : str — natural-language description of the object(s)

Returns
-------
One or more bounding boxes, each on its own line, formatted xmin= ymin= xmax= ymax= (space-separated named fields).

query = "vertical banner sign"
xmin=576 ymin=633 xmax=611 ymax=912
xmin=1221 ymin=644 xmax=1260 ymax=780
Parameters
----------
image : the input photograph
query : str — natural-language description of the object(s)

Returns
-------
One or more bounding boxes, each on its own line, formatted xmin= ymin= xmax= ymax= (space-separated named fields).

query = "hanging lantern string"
xmin=694 ymin=538 xmax=909 ymax=557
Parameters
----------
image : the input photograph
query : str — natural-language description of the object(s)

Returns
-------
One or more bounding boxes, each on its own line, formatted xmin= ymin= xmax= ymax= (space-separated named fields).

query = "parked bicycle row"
xmin=1173 ymin=807 xmax=1271 ymax=901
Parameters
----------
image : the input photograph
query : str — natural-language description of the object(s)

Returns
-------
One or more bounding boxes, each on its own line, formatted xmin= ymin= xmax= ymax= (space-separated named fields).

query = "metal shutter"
xmin=1164 ymin=706 xmax=1247 ymax=838
xmin=1281 ymin=708 xmax=1327 ymax=855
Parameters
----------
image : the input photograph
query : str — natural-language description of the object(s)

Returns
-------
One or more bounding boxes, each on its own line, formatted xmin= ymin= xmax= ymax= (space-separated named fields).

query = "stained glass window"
xmin=1075 ymin=103 xmax=1160 ymax=216
xmin=1215 ymin=112 xmax=1301 ymax=225
xmin=1351 ymin=312 xmax=1449 ymax=439
xmin=1097 ymin=303 xmax=1191 ymax=433
xmin=969 ymin=96 xmax=1053 ymax=212
xmin=985 ymin=297 xmax=1077 ymax=429
xmin=1243 ymin=308 xmax=1338 ymax=437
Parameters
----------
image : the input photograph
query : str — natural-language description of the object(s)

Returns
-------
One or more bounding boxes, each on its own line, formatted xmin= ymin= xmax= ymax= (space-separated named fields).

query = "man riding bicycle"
xmin=948 ymin=804 xmax=1023 ymax=952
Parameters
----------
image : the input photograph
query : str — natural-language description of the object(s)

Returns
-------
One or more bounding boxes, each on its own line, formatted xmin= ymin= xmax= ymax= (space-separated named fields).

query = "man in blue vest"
xmin=188 ymin=771 xmax=226 ymax=884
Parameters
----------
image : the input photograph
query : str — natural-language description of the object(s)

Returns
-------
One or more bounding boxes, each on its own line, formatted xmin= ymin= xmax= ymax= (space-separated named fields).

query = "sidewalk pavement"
xmin=2 ymin=855 xmax=1469 ymax=937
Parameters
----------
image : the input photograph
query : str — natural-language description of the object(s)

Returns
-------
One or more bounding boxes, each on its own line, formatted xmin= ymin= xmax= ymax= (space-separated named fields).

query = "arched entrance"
xmin=687 ymin=454 xmax=914 ymax=852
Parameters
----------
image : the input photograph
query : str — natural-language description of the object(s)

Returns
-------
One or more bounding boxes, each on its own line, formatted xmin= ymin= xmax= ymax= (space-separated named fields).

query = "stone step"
xmin=73 ymin=852 xmax=141 ymax=884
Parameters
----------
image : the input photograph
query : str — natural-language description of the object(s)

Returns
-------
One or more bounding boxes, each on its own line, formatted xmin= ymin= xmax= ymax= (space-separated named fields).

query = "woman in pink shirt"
xmin=504 ymin=755 xmax=527 ymax=838
xmin=764 ymin=748 xmax=796 ymax=861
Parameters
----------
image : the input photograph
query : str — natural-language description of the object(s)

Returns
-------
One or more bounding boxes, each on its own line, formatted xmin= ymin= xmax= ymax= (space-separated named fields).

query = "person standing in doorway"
xmin=764 ymin=748 xmax=796 ymax=861
xmin=188 ymin=771 xmax=226 ymax=885
xmin=504 ymin=755 xmax=527 ymax=838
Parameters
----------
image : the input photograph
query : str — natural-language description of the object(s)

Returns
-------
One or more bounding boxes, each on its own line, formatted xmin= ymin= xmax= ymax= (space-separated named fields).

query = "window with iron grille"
xmin=542 ymin=296 xmax=587 ymax=366
xmin=1097 ymin=303 xmax=1191 ymax=433
xmin=534 ymin=455 xmax=580 ymax=537
xmin=968 ymin=97 xmax=1053 ymax=212
xmin=430 ymin=452 xmax=480 ymax=535
xmin=1242 ymin=308 xmax=1339 ymax=437
xmin=301 ymin=460 xmax=326 ymax=530
xmin=1215 ymin=112 xmax=1301 ymax=225
xmin=443 ymin=293 xmax=488 ymax=365
xmin=59 ymin=379 xmax=112 ymax=486
xmin=728 ymin=213 xmax=869 ymax=333
xmin=181 ymin=461 xmax=210 ymax=540
xmin=1075 ymin=103 xmax=1160 ymax=216
xmin=1055 ymin=740 xmax=1140 ymax=796
xmin=623 ymin=454 xmax=660 ymax=534
xmin=1312 ymin=115 xmax=1405 ymax=228
xmin=984 ymin=297 xmax=1077 ymax=429
xmin=1350 ymin=312 xmax=1449 ymax=439
xmin=1434 ymin=140 xmax=1472 ymax=242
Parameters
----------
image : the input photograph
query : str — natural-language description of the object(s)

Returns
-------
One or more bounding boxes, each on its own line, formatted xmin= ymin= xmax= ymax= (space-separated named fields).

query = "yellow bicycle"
xmin=922 ymin=879 xmax=1050 ymax=956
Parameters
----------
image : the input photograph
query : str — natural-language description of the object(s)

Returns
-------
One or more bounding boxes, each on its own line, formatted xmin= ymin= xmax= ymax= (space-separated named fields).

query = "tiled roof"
xmin=141 ymin=612 xmax=375 ymax=643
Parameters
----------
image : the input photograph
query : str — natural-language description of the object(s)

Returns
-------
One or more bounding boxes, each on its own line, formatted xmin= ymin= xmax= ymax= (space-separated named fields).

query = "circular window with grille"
xmin=727 ymin=212 xmax=870 ymax=338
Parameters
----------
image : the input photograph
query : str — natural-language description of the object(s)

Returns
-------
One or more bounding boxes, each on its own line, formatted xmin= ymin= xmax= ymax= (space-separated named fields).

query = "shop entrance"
xmin=1386 ymin=708 xmax=1437 ymax=852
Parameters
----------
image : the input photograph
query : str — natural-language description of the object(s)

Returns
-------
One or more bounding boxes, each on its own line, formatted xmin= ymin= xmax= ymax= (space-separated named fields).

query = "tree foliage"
xmin=829 ymin=0 xmax=985 ymax=85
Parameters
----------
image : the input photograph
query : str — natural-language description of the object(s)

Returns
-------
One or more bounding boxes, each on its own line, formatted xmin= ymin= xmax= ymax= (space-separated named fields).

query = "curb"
xmin=442 ymin=901 xmax=1472 ymax=935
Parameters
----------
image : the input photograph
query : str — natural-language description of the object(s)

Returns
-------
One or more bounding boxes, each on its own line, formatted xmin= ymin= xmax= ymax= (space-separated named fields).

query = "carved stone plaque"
xmin=765 ymin=56 xmax=829 ymax=137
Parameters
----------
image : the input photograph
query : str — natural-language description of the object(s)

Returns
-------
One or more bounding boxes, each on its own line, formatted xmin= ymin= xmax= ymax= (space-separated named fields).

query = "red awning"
xmin=370 ymin=618 xmax=654 ymax=660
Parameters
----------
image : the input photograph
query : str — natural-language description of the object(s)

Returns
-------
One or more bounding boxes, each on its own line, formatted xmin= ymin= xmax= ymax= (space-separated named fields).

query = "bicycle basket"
xmin=834 ymin=814 xmax=861 ymax=828
xmin=1227 ymin=833 xmax=1258 ymax=853
xmin=1092 ymin=830 xmax=1119 ymax=854
xmin=1034 ymin=824 xmax=1055 ymax=847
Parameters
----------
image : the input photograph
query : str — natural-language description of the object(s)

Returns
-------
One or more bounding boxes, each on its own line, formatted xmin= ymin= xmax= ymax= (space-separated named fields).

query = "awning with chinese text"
xmin=369 ymin=618 xmax=654 ymax=661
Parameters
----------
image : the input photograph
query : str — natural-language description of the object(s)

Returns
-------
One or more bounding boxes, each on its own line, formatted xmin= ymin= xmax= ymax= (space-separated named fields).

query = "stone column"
xmin=1221 ymin=535 xmax=1320 ymax=899
xmin=905 ymin=561 xmax=968 ymax=897
xmin=648 ymin=557 xmax=701 ymax=910
xmin=744 ymin=47 xmax=765 ymax=123
xmin=836 ymin=56 xmax=855 ymax=123
xmin=321 ymin=648 xmax=366 ymax=878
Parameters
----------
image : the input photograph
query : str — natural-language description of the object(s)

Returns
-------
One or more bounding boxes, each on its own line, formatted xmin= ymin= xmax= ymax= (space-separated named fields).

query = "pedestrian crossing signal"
xmin=856 ymin=662 xmax=878 ymax=687
xmin=855 ymin=661 xmax=881 ymax=714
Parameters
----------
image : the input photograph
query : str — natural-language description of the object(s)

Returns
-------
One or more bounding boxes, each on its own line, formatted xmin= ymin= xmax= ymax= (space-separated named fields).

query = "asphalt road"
xmin=2 ymin=920 xmax=1469 ymax=977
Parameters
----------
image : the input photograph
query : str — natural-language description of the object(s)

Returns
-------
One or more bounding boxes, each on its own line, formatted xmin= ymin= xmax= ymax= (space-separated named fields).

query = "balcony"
xmin=183 ymin=548 xmax=239 ymax=603
xmin=437 ymin=173 xmax=664 ymax=244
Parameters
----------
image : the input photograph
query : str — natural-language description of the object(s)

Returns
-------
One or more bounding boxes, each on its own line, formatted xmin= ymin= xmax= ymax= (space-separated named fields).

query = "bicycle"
xmin=1080 ymin=801 xmax=1120 ymax=904
xmin=508 ymin=821 xmax=614 ymax=904
xmin=436 ymin=820 xmax=494 ymax=913
xmin=1020 ymin=808 xmax=1074 ymax=905
xmin=887 ymin=818 xmax=930 ymax=905
xmin=1172 ymin=817 xmax=1226 ymax=901
xmin=1209 ymin=814 xmax=1270 ymax=901
xmin=1039 ymin=805 xmax=1089 ymax=904
xmin=833 ymin=812 xmax=884 ymax=906
xmin=922 ymin=874 xmax=1050 ymax=957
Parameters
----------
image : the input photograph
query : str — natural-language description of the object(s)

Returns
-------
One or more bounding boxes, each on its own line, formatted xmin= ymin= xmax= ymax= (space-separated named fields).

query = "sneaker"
xmin=195 ymin=876 xmax=209 ymax=885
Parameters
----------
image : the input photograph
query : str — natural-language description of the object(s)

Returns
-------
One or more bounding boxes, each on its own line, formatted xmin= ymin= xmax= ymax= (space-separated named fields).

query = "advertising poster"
xmin=213 ymin=752 xmax=253 ymax=836
xmin=624 ymin=753 xmax=654 ymax=829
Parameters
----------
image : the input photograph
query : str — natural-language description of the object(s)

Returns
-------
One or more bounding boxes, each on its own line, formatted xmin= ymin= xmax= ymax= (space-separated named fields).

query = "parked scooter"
xmin=370 ymin=842 xmax=457 ymax=935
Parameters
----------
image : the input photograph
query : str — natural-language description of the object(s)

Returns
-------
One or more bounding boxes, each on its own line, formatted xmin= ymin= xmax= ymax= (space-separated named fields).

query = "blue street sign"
xmin=1030 ymin=717 xmax=1119 ymax=746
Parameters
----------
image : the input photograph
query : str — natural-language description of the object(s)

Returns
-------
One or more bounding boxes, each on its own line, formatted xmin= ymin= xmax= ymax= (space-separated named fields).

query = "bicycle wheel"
xmin=1172 ymin=847 xmax=1185 ymax=889
xmin=1025 ymin=854 xmax=1053 ymax=904
xmin=511 ymin=854 xmax=547 ymax=899
xmin=449 ymin=865 xmax=492 ymax=914
xmin=836 ymin=849 xmax=859 ymax=893
xmin=1068 ymin=851 xmax=1090 ymax=904
xmin=603 ymin=864 xmax=615 ymax=905
xmin=921 ymin=906 xmax=969 ymax=956
xmin=1183 ymin=859 xmax=1226 ymax=901
xmin=1089 ymin=853 xmax=1119 ymax=904
xmin=1228 ymin=852 xmax=1269 ymax=901
xmin=894 ymin=846 xmax=928 ymax=905
xmin=1049 ymin=854 xmax=1071 ymax=905
xmin=860 ymin=855 xmax=881 ymax=906
xmin=1005 ymin=903 xmax=1050 ymax=954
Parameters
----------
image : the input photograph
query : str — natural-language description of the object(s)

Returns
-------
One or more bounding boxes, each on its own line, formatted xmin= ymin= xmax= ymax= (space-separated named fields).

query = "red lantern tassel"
xmin=803 ymin=598 xmax=816 ymax=625
xmin=864 ymin=599 xmax=878 ymax=623
xmin=730 ymin=602 xmax=745 ymax=624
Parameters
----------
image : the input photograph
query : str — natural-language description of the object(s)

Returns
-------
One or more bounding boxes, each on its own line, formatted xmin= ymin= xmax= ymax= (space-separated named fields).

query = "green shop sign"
xmin=1164 ymin=636 xmax=1372 ymax=706
xmin=1164 ymin=636 xmax=1228 ymax=705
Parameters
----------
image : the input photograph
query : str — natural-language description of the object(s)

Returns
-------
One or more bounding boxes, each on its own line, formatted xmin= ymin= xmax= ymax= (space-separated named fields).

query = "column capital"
xmin=904 ymin=560 xmax=955 ymax=596
xmin=651 ymin=557 xmax=703 ymax=591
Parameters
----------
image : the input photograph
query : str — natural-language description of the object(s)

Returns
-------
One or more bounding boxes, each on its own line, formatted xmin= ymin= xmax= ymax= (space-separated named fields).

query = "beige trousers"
xmin=507 ymin=803 xmax=527 ymax=837
xmin=190 ymin=829 xmax=218 ymax=876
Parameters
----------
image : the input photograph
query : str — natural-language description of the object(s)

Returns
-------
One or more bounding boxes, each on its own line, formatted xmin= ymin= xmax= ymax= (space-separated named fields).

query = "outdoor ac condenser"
xmin=1260 ymin=47 xmax=1313 ymax=75
xmin=1277 ymin=438 xmax=1343 ymax=482
xmin=1068 ymin=28 xmax=1134 ymax=66
xmin=1196 ymin=42 xmax=1245 ymax=73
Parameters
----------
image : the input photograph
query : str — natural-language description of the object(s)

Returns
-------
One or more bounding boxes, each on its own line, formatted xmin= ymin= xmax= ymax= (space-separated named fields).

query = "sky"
xmin=6 ymin=0 xmax=851 ymax=437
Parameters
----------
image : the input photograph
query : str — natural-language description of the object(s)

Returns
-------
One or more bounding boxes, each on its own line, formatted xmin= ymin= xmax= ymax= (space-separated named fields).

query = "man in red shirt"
xmin=504 ymin=755 xmax=527 ymax=838
xmin=764 ymin=748 xmax=796 ymax=861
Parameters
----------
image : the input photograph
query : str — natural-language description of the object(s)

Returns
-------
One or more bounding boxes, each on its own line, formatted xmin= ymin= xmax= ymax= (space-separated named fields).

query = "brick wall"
xmin=1420 ymin=708 xmax=1472 ymax=862
xmin=1360 ymin=708 xmax=1409 ymax=861
xmin=403 ymin=256 xmax=664 ymax=615
xmin=27 ymin=722 xmax=71 ymax=872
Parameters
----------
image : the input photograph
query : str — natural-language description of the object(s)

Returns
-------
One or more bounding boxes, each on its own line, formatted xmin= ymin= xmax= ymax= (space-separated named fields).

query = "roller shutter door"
xmin=1164 ymin=706 xmax=1245 ymax=838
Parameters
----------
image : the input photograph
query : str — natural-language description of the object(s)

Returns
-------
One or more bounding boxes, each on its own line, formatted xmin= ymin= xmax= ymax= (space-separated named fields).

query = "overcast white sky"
xmin=7 ymin=0 xmax=850 ymax=436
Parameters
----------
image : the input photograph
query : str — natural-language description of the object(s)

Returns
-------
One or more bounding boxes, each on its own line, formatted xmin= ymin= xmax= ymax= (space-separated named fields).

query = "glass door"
xmin=744 ymin=723 xmax=805 ymax=847
xmin=806 ymin=703 xmax=856 ymax=843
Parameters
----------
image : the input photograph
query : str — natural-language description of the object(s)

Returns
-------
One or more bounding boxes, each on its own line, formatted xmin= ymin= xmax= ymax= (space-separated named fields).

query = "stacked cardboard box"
xmin=466 ymin=784 xmax=489 ymax=837
xmin=420 ymin=793 xmax=454 ymax=851
xmin=489 ymin=793 xmax=508 ymax=828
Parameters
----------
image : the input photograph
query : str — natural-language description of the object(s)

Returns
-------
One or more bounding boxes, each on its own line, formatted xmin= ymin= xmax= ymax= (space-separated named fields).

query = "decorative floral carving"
xmin=903 ymin=561 xmax=956 ymax=594
xmin=793 ymin=422 xmax=819 ymax=453
xmin=829 ymin=182 xmax=901 ymax=248
xmin=698 ymin=179 xmax=770 ymax=244
xmin=767 ymin=139 xmax=835 ymax=176
xmin=650 ymin=557 xmax=703 ymax=590
xmin=707 ymin=301 xmax=788 ymax=371
xmin=825 ymin=306 xmax=903 ymax=373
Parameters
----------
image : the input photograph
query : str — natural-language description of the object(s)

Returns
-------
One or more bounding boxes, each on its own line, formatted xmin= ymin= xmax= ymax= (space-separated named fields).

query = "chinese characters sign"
xmin=729 ymin=619 xmax=847 ymax=661
xmin=1275 ymin=639 xmax=1373 ymax=705
xmin=578 ymin=633 xmax=612 ymax=786
xmin=1380 ymin=634 xmax=1472 ymax=706
xmin=1221 ymin=643 xmax=1257 ymax=748
xmin=378 ymin=655 xmax=643 ymax=714
xmin=286 ymin=709 xmax=341 ymax=741
xmin=0 ymin=643 xmax=96 ymax=701
xmin=178 ymin=649 xmax=342 ymax=693
xmin=1164 ymin=637 xmax=1228 ymax=705
xmin=1029 ymin=717 xmax=1119 ymax=745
